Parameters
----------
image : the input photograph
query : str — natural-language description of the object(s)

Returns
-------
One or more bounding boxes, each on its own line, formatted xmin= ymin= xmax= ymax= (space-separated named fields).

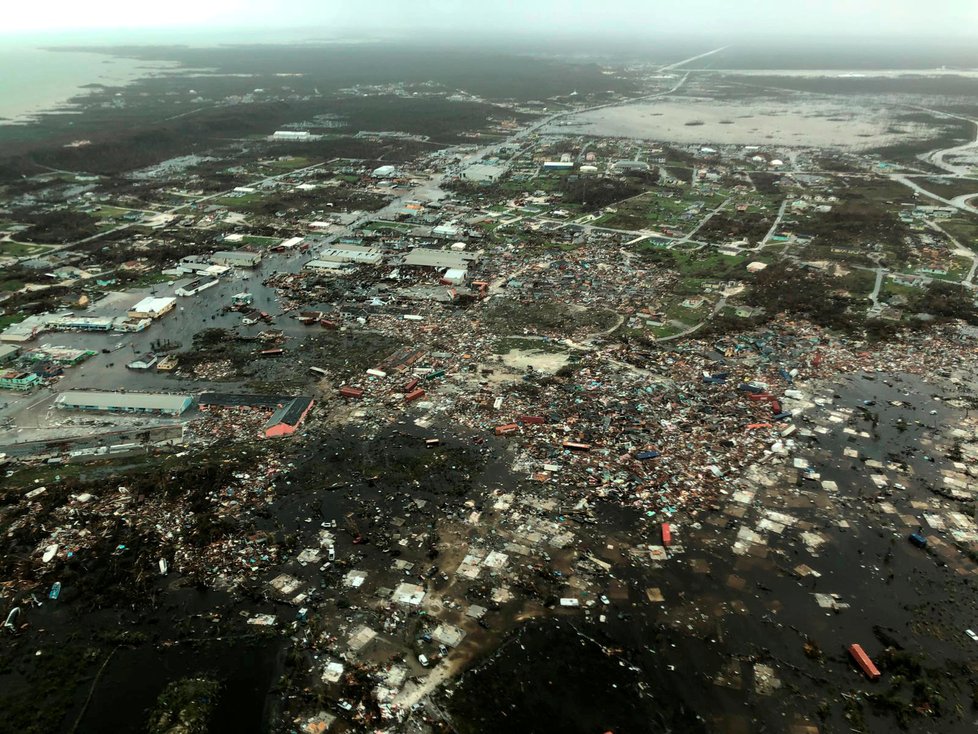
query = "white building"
xmin=127 ymin=297 xmax=176 ymax=320
xmin=212 ymin=251 xmax=263 ymax=268
xmin=271 ymin=131 xmax=313 ymax=141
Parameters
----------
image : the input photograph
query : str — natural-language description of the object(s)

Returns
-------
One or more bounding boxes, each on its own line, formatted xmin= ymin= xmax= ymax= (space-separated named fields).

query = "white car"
xmin=966 ymin=629 xmax=978 ymax=643
xmin=328 ymin=546 xmax=336 ymax=561
xmin=418 ymin=654 xmax=430 ymax=667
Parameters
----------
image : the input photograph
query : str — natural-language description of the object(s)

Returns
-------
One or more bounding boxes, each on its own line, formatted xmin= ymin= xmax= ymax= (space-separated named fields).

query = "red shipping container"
xmin=339 ymin=386 xmax=363 ymax=399
xmin=848 ymin=644 xmax=881 ymax=681
xmin=404 ymin=389 xmax=426 ymax=403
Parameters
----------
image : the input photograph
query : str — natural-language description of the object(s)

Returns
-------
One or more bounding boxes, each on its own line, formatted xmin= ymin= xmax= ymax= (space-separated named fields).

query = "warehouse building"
xmin=0 ymin=345 xmax=20 ymax=364
xmin=317 ymin=244 xmax=384 ymax=265
xmin=55 ymin=391 xmax=194 ymax=416
xmin=402 ymin=248 xmax=479 ymax=270
xmin=211 ymin=250 xmax=263 ymax=268
xmin=128 ymin=296 xmax=176 ymax=320
xmin=304 ymin=260 xmax=358 ymax=275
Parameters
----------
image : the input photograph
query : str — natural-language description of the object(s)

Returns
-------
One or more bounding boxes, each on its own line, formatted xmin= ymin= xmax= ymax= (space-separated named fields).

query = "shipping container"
xmin=339 ymin=386 xmax=364 ymax=399
xmin=495 ymin=423 xmax=519 ymax=436
xmin=404 ymin=388 xmax=426 ymax=403
xmin=562 ymin=441 xmax=591 ymax=452
xmin=848 ymin=644 xmax=881 ymax=681
xmin=403 ymin=378 xmax=420 ymax=393
xmin=635 ymin=450 xmax=661 ymax=460
xmin=519 ymin=415 xmax=546 ymax=425
xmin=661 ymin=523 xmax=672 ymax=545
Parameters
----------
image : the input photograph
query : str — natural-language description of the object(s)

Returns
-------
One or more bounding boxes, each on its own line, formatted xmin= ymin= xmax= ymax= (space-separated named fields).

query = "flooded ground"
xmin=551 ymin=97 xmax=939 ymax=149
xmin=4 ymin=366 xmax=978 ymax=734
xmin=446 ymin=372 xmax=978 ymax=734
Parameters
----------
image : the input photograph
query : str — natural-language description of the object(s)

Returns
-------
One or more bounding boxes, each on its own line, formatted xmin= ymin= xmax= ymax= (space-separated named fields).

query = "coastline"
xmin=0 ymin=45 xmax=179 ymax=126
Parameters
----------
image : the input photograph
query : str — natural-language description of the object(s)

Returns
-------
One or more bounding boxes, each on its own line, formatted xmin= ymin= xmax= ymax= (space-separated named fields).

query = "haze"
xmin=3 ymin=0 xmax=978 ymax=40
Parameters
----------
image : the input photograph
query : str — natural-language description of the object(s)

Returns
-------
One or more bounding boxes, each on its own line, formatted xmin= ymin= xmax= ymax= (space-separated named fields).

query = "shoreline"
xmin=0 ymin=45 xmax=181 ymax=127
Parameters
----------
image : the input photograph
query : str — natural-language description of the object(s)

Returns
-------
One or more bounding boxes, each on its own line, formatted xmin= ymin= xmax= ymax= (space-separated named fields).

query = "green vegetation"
xmin=148 ymin=677 xmax=221 ymax=734
xmin=492 ymin=336 xmax=569 ymax=355
xmin=14 ymin=210 xmax=99 ymax=244
xmin=483 ymin=298 xmax=618 ymax=335
xmin=743 ymin=261 xmax=860 ymax=331
xmin=0 ymin=313 xmax=28 ymax=330
xmin=238 ymin=234 xmax=282 ymax=247
xmin=0 ymin=241 xmax=52 ymax=257
xmin=258 ymin=155 xmax=311 ymax=172
xmin=0 ymin=642 xmax=100 ymax=734
xmin=835 ymin=267 xmax=878 ymax=296
xmin=909 ymin=280 xmax=978 ymax=324
xmin=637 ymin=245 xmax=755 ymax=281
xmin=940 ymin=217 xmax=978 ymax=247
xmin=914 ymin=177 xmax=978 ymax=201
xmin=591 ymin=188 xmax=726 ymax=232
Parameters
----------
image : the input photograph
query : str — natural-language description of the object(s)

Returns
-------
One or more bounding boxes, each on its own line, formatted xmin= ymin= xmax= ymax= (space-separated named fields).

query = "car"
xmin=328 ymin=546 xmax=336 ymax=561
xmin=418 ymin=654 xmax=430 ymax=667
xmin=438 ymin=645 xmax=448 ymax=656
xmin=966 ymin=629 xmax=978 ymax=643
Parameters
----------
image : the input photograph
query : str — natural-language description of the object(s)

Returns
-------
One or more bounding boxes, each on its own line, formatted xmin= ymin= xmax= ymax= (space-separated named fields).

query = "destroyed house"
xmin=264 ymin=396 xmax=315 ymax=438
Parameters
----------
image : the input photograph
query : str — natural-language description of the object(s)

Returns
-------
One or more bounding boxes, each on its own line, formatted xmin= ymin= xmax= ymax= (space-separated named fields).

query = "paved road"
xmin=868 ymin=267 xmax=885 ymax=311
xmin=677 ymin=197 xmax=732 ymax=245
xmin=891 ymin=174 xmax=978 ymax=215
xmin=659 ymin=45 xmax=730 ymax=72
xmin=760 ymin=199 xmax=789 ymax=246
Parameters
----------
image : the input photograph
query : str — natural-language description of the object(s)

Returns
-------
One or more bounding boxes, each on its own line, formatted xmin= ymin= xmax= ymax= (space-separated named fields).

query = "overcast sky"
xmin=4 ymin=0 xmax=977 ymax=38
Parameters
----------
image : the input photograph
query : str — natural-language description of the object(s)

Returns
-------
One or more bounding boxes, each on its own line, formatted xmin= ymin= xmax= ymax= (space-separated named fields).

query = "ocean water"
xmin=0 ymin=43 xmax=166 ymax=125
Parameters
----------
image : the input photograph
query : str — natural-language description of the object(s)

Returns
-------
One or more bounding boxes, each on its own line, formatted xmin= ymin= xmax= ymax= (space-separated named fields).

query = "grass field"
xmin=0 ymin=313 xmax=27 ymax=329
xmin=0 ymin=241 xmax=52 ymax=257
xmin=592 ymin=189 xmax=728 ymax=232
xmin=237 ymin=235 xmax=283 ymax=247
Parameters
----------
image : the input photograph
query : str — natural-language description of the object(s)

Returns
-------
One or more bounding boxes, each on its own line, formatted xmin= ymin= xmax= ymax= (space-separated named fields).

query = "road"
xmin=5 ymin=161 xmax=331 ymax=265
xmin=928 ymin=219 xmax=978 ymax=286
xmin=891 ymin=174 xmax=978 ymax=215
xmin=760 ymin=199 xmax=789 ymax=246
xmin=868 ymin=267 xmax=885 ymax=311
xmin=677 ymin=197 xmax=732 ymax=245
xmin=659 ymin=45 xmax=730 ymax=72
